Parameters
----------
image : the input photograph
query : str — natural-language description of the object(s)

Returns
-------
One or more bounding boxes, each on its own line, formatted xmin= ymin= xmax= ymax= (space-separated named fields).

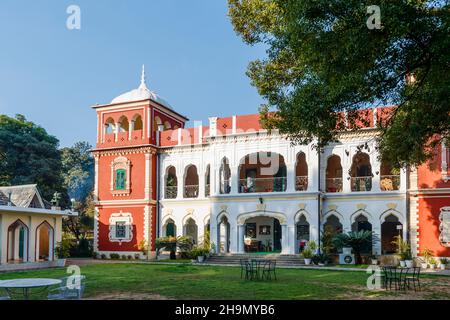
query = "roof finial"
xmin=139 ymin=64 xmax=148 ymax=90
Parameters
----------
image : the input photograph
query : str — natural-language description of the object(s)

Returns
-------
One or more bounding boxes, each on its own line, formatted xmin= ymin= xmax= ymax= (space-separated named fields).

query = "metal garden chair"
xmin=405 ymin=267 xmax=421 ymax=292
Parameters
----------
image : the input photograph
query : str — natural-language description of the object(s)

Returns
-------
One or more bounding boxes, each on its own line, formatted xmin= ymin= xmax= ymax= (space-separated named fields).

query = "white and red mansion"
xmin=91 ymin=67 xmax=450 ymax=259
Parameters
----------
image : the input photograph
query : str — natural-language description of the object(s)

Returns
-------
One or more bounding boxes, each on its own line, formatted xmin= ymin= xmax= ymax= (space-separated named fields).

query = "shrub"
xmin=127 ymin=255 xmax=133 ymax=260
xmin=121 ymin=255 xmax=127 ymax=260
xmin=301 ymin=248 xmax=313 ymax=259
xmin=134 ymin=253 xmax=141 ymax=260
xmin=312 ymin=253 xmax=331 ymax=265
xmin=100 ymin=254 xmax=107 ymax=260
xmin=110 ymin=253 xmax=120 ymax=260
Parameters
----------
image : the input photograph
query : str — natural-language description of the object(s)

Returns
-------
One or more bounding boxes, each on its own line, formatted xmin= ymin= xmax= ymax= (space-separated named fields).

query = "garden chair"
xmin=47 ymin=275 xmax=86 ymax=300
xmin=383 ymin=266 xmax=398 ymax=290
xmin=246 ymin=260 xmax=259 ymax=280
xmin=239 ymin=259 xmax=250 ymax=280
xmin=405 ymin=267 xmax=421 ymax=292
xmin=262 ymin=260 xmax=277 ymax=280
xmin=0 ymin=289 xmax=10 ymax=300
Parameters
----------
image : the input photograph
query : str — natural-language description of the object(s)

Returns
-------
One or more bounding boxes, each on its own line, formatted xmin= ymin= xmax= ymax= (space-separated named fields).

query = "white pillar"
xmin=281 ymin=224 xmax=289 ymax=254
xmin=237 ymin=224 xmax=245 ymax=253
xmin=129 ymin=120 xmax=135 ymax=140
xmin=288 ymin=225 xmax=295 ymax=254
xmin=372 ymin=153 xmax=381 ymax=192
xmin=231 ymin=166 xmax=239 ymax=194
xmin=286 ymin=163 xmax=296 ymax=192
xmin=229 ymin=222 xmax=237 ymax=253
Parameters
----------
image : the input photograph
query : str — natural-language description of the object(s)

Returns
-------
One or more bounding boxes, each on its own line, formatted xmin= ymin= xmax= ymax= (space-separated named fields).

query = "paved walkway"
xmin=64 ymin=258 xmax=450 ymax=276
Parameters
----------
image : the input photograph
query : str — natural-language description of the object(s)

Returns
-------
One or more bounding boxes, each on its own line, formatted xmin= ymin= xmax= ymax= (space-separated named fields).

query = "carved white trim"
xmin=439 ymin=207 xmax=450 ymax=247
xmin=441 ymin=141 xmax=449 ymax=182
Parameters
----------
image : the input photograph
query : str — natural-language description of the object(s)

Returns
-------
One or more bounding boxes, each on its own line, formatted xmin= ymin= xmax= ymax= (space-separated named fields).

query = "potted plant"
xmin=313 ymin=253 xmax=330 ymax=266
xmin=404 ymin=250 xmax=413 ymax=268
xmin=440 ymin=258 xmax=448 ymax=270
xmin=421 ymin=247 xmax=433 ymax=269
xmin=332 ymin=231 xmax=378 ymax=265
xmin=369 ymin=254 xmax=378 ymax=265
xmin=301 ymin=248 xmax=313 ymax=265
xmin=54 ymin=239 xmax=70 ymax=267
xmin=429 ymin=257 xmax=437 ymax=270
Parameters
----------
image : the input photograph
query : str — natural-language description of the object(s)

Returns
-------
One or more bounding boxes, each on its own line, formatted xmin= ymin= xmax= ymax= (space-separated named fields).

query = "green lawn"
xmin=0 ymin=263 xmax=448 ymax=300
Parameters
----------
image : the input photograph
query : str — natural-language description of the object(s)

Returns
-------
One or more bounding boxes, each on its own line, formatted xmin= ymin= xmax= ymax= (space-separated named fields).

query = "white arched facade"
xmin=158 ymin=127 xmax=407 ymax=256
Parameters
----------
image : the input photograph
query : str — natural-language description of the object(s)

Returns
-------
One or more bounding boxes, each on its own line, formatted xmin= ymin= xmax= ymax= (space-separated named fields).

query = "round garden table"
xmin=0 ymin=278 xmax=62 ymax=300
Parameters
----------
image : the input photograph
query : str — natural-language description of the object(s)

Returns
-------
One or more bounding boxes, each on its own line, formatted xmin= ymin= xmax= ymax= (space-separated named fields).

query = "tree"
xmin=60 ymin=142 xmax=95 ymax=246
xmin=0 ymin=114 xmax=65 ymax=200
xmin=228 ymin=0 xmax=450 ymax=168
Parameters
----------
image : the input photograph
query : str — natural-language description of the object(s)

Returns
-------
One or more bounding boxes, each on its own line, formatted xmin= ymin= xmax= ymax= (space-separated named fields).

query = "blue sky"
xmin=0 ymin=0 xmax=266 ymax=147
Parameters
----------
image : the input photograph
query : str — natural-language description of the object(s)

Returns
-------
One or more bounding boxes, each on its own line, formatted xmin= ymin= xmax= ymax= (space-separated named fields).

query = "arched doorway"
xmin=183 ymin=218 xmax=198 ymax=245
xmin=218 ymin=215 xmax=230 ymax=253
xmin=164 ymin=218 xmax=177 ymax=237
xmin=351 ymin=214 xmax=372 ymax=254
xmin=7 ymin=220 xmax=29 ymax=263
xmin=36 ymin=221 xmax=54 ymax=261
xmin=323 ymin=214 xmax=343 ymax=253
xmin=295 ymin=152 xmax=308 ymax=191
xmin=381 ymin=214 xmax=403 ymax=254
xmin=324 ymin=214 xmax=343 ymax=234
xmin=243 ymin=216 xmax=282 ymax=253
xmin=326 ymin=155 xmax=343 ymax=192
xmin=219 ymin=157 xmax=231 ymax=194
xmin=296 ymin=215 xmax=310 ymax=253
xmin=184 ymin=165 xmax=199 ymax=198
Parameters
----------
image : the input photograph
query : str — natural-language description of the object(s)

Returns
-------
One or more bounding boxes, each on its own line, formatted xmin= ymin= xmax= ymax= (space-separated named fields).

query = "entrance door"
xmin=273 ymin=219 xmax=282 ymax=251
xmin=19 ymin=227 xmax=25 ymax=260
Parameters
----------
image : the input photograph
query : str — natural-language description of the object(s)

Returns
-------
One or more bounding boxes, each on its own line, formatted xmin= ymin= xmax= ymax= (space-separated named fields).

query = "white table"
xmin=0 ymin=278 xmax=62 ymax=300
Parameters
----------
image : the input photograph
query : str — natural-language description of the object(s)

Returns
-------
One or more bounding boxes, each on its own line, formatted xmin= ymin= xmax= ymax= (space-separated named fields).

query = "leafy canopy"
xmin=228 ymin=0 xmax=450 ymax=167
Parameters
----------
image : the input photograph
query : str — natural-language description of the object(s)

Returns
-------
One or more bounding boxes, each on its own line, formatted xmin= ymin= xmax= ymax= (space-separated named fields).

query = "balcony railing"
xmin=184 ymin=185 xmax=199 ymax=198
xmin=220 ymin=180 xmax=231 ymax=194
xmin=205 ymin=184 xmax=210 ymax=197
xmin=295 ymin=176 xmax=308 ymax=191
xmin=239 ymin=177 xmax=287 ymax=193
xmin=326 ymin=178 xmax=343 ymax=192
xmin=380 ymin=175 xmax=400 ymax=191
xmin=165 ymin=186 xmax=177 ymax=199
xmin=351 ymin=176 xmax=372 ymax=192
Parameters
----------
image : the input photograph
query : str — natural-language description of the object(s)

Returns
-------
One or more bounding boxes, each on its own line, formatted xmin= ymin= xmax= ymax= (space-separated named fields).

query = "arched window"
xmin=164 ymin=218 xmax=177 ymax=237
xmin=105 ymin=118 xmax=115 ymax=134
xmin=183 ymin=218 xmax=198 ymax=245
xmin=350 ymin=152 xmax=372 ymax=191
xmin=154 ymin=116 xmax=163 ymax=132
xmin=219 ymin=157 xmax=231 ymax=194
xmin=351 ymin=214 xmax=372 ymax=253
xmin=381 ymin=214 xmax=402 ymax=254
xmin=184 ymin=165 xmax=199 ymax=198
xmin=165 ymin=166 xmax=178 ymax=199
xmin=295 ymin=152 xmax=308 ymax=191
xmin=164 ymin=121 xmax=172 ymax=130
xmin=118 ymin=116 xmax=129 ymax=132
xmin=326 ymin=155 xmax=343 ymax=192
xmin=238 ymin=152 xmax=286 ymax=193
xmin=380 ymin=160 xmax=400 ymax=191
xmin=132 ymin=114 xmax=143 ymax=131
xmin=205 ymin=165 xmax=211 ymax=197
xmin=110 ymin=157 xmax=131 ymax=195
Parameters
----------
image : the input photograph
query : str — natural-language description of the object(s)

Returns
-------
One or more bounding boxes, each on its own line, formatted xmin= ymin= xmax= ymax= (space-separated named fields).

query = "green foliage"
xmin=0 ymin=114 xmax=64 ymax=201
xmin=421 ymin=247 xmax=434 ymax=263
xmin=228 ymin=0 xmax=450 ymax=167
xmin=333 ymin=230 xmax=379 ymax=264
xmin=110 ymin=253 xmax=120 ymax=260
xmin=301 ymin=240 xmax=317 ymax=259
xmin=189 ymin=246 xmax=210 ymax=259
xmin=321 ymin=225 xmax=337 ymax=254
xmin=312 ymin=252 xmax=331 ymax=265
xmin=55 ymin=238 xmax=71 ymax=259
xmin=391 ymin=235 xmax=412 ymax=260
xmin=155 ymin=236 xmax=194 ymax=260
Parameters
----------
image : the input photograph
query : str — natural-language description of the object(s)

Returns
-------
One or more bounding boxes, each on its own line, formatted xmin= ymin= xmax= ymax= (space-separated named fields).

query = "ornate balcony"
xmin=326 ymin=178 xmax=343 ymax=193
xmin=184 ymin=185 xmax=199 ymax=198
xmin=351 ymin=176 xmax=373 ymax=192
xmin=295 ymin=176 xmax=308 ymax=191
xmin=239 ymin=177 xmax=287 ymax=193
xmin=165 ymin=186 xmax=177 ymax=199
xmin=380 ymin=175 xmax=400 ymax=191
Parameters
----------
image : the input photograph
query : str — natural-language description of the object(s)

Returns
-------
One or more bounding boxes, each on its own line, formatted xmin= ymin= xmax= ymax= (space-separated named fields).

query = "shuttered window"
xmin=115 ymin=169 xmax=126 ymax=190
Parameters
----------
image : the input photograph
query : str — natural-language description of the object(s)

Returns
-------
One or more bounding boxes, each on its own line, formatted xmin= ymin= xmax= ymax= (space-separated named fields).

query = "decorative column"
xmin=371 ymin=152 xmax=381 ymax=192
xmin=237 ymin=224 xmax=245 ymax=253
xmin=129 ymin=120 xmax=135 ymax=140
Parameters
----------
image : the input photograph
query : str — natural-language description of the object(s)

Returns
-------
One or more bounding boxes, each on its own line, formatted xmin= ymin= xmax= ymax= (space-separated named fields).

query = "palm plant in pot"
xmin=392 ymin=235 xmax=410 ymax=267
xmin=155 ymin=236 xmax=193 ymax=260
xmin=332 ymin=230 xmax=378 ymax=265
xmin=440 ymin=258 xmax=448 ymax=270
xmin=420 ymin=247 xmax=433 ymax=269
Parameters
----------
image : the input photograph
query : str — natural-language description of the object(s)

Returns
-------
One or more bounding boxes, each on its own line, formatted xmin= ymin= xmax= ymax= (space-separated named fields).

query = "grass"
xmin=0 ymin=263 xmax=448 ymax=300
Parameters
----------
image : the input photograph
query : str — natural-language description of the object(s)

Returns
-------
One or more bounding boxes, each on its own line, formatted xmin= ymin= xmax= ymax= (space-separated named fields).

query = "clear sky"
xmin=0 ymin=0 xmax=266 ymax=147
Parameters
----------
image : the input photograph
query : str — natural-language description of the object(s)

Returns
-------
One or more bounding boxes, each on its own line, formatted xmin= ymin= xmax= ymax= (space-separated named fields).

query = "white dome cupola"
xmin=111 ymin=65 xmax=172 ymax=109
